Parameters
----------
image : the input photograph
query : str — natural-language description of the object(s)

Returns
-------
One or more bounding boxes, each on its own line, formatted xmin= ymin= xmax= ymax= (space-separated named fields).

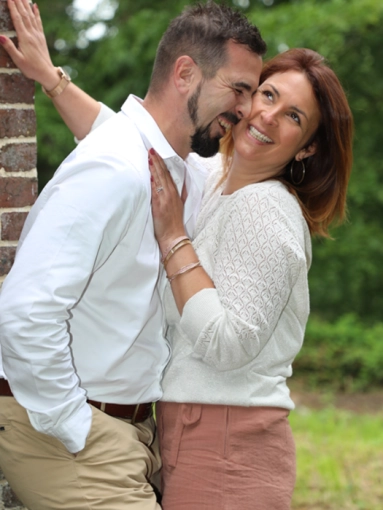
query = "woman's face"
xmin=232 ymin=70 xmax=321 ymax=175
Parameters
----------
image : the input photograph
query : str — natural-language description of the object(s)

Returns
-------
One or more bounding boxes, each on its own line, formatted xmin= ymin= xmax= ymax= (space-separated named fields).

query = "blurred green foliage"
xmin=33 ymin=0 xmax=383 ymax=380
xmin=294 ymin=314 xmax=383 ymax=391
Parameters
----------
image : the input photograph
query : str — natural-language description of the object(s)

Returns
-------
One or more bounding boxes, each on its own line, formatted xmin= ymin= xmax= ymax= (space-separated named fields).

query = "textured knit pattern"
xmin=162 ymin=154 xmax=312 ymax=409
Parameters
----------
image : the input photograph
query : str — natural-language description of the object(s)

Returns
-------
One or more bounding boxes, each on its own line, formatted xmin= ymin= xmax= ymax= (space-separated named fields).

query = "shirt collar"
xmin=121 ymin=95 xmax=207 ymax=197
xmin=121 ymin=95 xmax=181 ymax=161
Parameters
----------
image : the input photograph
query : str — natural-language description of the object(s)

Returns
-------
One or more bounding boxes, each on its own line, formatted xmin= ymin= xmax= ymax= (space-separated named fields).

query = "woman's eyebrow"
xmin=269 ymin=83 xmax=308 ymax=120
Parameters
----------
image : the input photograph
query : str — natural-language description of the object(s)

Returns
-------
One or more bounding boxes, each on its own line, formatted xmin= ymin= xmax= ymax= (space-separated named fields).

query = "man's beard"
xmin=187 ymin=84 xmax=238 ymax=158
xmin=190 ymin=124 xmax=221 ymax=158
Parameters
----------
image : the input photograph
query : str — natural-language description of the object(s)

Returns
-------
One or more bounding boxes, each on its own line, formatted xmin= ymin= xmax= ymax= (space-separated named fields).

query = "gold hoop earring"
xmin=290 ymin=159 xmax=306 ymax=185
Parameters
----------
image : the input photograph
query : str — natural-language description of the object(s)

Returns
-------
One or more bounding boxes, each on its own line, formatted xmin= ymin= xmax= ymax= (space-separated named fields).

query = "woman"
xmin=148 ymin=48 xmax=353 ymax=510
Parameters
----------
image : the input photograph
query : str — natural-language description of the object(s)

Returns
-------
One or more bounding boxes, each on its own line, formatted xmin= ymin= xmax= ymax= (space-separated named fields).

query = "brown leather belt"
xmin=0 ymin=378 xmax=13 ymax=396
xmin=0 ymin=378 xmax=152 ymax=424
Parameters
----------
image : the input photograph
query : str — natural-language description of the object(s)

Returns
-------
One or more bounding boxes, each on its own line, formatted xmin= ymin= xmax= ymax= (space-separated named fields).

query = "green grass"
xmin=290 ymin=407 xmax=383 ymax=509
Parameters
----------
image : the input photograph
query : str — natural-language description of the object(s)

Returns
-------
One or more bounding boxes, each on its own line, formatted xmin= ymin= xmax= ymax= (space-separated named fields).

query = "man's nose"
xmin=235 ymin=95 xmax=252 ymax=119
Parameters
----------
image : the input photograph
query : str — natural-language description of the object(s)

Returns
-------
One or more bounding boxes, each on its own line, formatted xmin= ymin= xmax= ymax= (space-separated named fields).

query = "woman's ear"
xmin=173 ymin=55 xmax=201 ymax=94
xmin=295 ymin=141 xmax=317 ymax=161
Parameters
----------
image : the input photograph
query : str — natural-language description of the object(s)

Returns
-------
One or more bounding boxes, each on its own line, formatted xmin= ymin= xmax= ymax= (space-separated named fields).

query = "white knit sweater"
xmin=161 ymin=154 xmax=312 ymax=409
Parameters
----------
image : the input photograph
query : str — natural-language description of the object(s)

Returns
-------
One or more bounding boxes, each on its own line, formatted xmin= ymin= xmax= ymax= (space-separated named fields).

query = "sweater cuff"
xmin=180 ymin=288 xmax=222 ymax=351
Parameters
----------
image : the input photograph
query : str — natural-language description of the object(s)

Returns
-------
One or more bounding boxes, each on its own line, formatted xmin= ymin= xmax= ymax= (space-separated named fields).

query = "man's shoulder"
xmin=80 ymin=111 xmax=144 ymax=154
xmin=69 ymin=112 xmax=149 ymax=180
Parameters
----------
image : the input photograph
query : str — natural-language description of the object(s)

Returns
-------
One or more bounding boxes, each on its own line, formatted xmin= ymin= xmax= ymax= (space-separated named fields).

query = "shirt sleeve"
xmin=0 ymin=150 xmax=145 ymax=453
xmin=180 ymin=185 xmax=308 ymax=371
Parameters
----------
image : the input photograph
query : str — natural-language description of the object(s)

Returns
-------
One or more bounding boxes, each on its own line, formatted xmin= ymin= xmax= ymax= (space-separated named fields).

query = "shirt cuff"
xmin=27 ymin=400 xmax=93 ymax=454
xmin=180 ymin=288 xmax=223 ymax=350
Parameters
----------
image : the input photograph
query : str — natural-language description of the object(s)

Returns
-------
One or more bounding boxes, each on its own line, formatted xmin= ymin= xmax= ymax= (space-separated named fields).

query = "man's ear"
xmin=295 ymin=141 xmax=317 ymax=161
xmin=173 ymin=55 xmax=201 ymax=94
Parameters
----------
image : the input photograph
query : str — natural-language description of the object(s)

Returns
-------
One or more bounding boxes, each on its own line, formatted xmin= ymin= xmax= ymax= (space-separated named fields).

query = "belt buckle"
xmin=131 ymin=404 xmax=140 ymax=425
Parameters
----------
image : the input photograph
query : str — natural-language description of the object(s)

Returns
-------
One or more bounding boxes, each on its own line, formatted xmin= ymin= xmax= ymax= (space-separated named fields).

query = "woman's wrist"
xmin=158 ymin=232 xmax=187 ymax=258
xmin=160 ymin=236 xmax=189 ymax=263
xmin=163 ymin=244 xmax=199 ymax=277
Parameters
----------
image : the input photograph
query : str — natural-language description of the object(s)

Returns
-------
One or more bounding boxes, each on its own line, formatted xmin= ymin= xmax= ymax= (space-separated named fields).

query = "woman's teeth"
xmin=249 ymin=126 xmax=272 ymax=143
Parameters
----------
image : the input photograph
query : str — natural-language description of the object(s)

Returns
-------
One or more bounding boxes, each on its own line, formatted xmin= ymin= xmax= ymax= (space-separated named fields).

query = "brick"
xmin=0 ymin=73 xmax=35 ymax=104
xmin=0 ymin=143 xmax=37 ymax=172
xmin=0 ymin=109 xmax=36 ymax=138
xmin=0 ymin=176 xmax=37 ymax=207
xmin=1 ymin=211 xmax=27 ymax=240
xmin=0 ymin=246 xmax=16 ymax=276
xmin=0 ymin=37 xmax=17 ymax=69
xmin=0 ymin=0 xmax=14 ymax=32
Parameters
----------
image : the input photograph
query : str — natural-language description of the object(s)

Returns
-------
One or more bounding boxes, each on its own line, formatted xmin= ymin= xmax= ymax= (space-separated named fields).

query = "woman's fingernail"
xmin=150 ymin=176 xmax=154 ymax=182
xmin=149 ymin=148 xmax=155 ymax=155
xmin=148 ymin=157 xmax=153 ymax=165
xmin=0 ymin=36 xmax=7 ymax=45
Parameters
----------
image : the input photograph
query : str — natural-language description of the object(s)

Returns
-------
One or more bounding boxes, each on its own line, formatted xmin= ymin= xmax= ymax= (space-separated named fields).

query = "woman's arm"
xmin=0 ymin=0 xmax=101 ymax=140
xmin=149 ymin=149 xmax=308 ymax=370
xmin=149 ymin=148 xmax=215 ymax=311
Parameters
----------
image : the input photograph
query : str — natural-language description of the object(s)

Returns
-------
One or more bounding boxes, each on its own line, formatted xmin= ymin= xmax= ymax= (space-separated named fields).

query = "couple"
xmin=0 ymin=1 xmax=353 ymax=509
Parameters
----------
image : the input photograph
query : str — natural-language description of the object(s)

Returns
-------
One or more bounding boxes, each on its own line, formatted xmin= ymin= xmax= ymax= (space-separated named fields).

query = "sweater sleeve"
xmin=75 ymin=103 xmax=116 ymax=144
xmin=180 ymin=184 xmax=308 ymax=371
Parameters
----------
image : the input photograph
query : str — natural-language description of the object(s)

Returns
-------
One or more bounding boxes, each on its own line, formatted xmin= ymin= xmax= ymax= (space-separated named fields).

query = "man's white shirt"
xmin=0 ymin=95 xmax=207 ymax=453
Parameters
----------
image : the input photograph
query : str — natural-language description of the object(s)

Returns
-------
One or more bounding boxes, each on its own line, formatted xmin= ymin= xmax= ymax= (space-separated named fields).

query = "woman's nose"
xmin=261 ymin=108 xmax=278 ymax=125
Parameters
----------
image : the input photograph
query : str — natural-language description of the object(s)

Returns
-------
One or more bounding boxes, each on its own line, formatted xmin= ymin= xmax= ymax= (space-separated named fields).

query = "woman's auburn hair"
xmin=220 ymin=48 xmax=354 ymax=238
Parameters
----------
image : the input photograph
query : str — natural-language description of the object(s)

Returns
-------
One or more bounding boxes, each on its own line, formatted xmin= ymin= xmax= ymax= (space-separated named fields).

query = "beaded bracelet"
xmin=168 ymin=261 xmax=201 ymax=283
xmin=162 ymin=238 xmax=191 ymax=268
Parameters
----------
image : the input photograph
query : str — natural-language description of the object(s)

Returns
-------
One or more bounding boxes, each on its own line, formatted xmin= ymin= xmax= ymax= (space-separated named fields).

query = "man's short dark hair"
xmin=149 ymin=1 xmax=267 ymax=94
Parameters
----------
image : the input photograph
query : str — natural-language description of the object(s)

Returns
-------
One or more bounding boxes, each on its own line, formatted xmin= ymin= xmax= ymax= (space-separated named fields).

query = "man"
xmin=0 ymin=1 xmax=265 ymax=509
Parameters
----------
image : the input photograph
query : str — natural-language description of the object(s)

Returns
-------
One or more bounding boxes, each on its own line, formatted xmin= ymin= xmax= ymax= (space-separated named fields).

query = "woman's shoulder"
xmin=190 ymin=153 xmax=224 ymax=188
xmin=190 ymin=152 xmax=223 ymax=174
xmin=229 ymin=180 xmax=311 ymax=255
xmin=238 ymin=180 xmax=301 ymax=214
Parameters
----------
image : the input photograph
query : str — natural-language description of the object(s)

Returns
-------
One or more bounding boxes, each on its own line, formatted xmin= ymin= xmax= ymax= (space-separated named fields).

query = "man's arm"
xmin=0 ymin=147 xmax=142 ymax=453
xmin=0 ymin=0 xmax=101 ymax=140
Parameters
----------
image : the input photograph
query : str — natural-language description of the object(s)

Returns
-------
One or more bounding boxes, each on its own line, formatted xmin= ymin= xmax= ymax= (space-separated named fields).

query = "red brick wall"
xmin=0 ymin=0 xmax=37 ymax=284
xmin=1 ymin=1 xmax=35 ymax=503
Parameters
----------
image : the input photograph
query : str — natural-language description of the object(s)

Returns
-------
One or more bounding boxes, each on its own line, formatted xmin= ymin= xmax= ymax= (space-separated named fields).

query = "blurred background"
xmin=31 ymin=1 xmax=383 ymax=508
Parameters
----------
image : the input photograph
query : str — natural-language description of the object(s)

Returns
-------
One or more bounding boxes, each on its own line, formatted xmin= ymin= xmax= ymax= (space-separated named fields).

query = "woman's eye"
xmin=290 ymin=112 xmax=300 ymax=124
xmin=262 ymin=90 xmax=273 ymax=100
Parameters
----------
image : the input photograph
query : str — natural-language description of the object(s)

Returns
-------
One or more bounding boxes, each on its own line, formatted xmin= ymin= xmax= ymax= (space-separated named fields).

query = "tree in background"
xmin=249 ymin=0 xmax=383 ymax=323
xmin=34 ymin=0 xmax=383 ymax=335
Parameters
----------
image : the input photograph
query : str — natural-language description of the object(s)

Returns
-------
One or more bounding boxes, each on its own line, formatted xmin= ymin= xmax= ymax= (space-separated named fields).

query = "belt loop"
xmin=131 ymin=404 xmax=140 ymax=425
xmin=100 ymin=402 xmax=106 ymax=412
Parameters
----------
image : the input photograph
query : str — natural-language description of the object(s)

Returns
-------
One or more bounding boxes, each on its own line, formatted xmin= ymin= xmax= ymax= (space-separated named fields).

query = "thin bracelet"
xmin=162 ymin=239 xmax=191 ymax=268
xmin=161 ymin=236 xmax=189 ymax=263
xmin=168 ymin=261 xmax=201 ymax=283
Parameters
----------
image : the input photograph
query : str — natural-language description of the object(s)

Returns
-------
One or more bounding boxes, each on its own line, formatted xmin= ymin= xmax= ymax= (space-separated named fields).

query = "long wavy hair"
xmin=220 ymin=48 xmax=354 ymax=237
